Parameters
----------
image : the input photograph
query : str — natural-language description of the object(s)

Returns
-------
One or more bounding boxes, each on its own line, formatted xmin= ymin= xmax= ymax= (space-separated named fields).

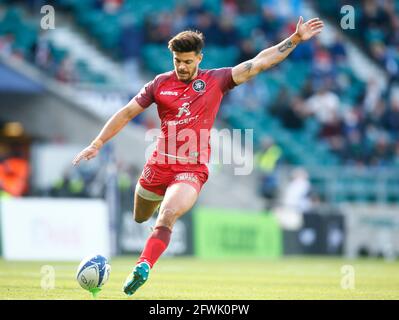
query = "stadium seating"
xmin=0 ymin=4 xmax=112 ymax=84
xmin=314 ymin=0 xmax=399 ymax=76
xmin=0 ymin=7 xmax=37 ymax=58
xmin=235 ymin=15 xmax=262 ymax=38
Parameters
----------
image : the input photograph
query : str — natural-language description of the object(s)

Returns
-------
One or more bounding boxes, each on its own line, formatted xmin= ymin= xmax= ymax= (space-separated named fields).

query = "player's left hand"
xmin=295 ymin=16 xmax=324 ymax=41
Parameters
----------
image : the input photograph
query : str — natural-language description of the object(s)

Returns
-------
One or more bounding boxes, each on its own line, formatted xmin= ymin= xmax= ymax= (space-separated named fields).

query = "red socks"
xmin=137 ymin=226 xmax=172 ymax=268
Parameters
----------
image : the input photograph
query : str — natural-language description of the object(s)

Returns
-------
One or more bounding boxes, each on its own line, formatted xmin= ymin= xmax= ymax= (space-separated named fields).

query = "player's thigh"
xmin=133 ymin=192 xmax=162 ymax=223
xmin=155 ymin=182 xmax=198 ymax=229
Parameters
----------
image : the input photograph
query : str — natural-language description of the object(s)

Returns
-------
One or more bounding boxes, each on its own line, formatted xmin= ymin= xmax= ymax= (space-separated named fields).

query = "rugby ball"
xmin=76 ymin=254 xmax=111 ymax=291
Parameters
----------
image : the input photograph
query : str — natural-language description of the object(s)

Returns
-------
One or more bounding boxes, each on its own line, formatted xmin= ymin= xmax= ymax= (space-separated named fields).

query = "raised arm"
xmin=72 ymin=98 xmax=145 ymax=166
xmin=232 ymin=16 xmax=324 ymax=85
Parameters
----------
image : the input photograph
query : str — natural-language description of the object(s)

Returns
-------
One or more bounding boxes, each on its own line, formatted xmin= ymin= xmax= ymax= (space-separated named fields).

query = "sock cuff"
xmin=152 ymin=226 xmax=172 ymax=244
xmin=154 ymin=225 xmax=172 ymax=234
xmin=138 ymin=259 xmax=153 ymax=269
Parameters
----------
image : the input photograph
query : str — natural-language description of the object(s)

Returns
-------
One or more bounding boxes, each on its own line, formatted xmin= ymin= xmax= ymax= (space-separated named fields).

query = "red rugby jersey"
xmin=134 ymin=68 xmax=236 ymax=164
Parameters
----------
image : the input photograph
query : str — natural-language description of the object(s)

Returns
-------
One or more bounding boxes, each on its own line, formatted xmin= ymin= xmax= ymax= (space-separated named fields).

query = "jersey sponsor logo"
xmin=192 ymin=79 xmax=206 ymax=92
xmin=166 ymin=115 xmax=199 ymax=126
xmin=176 ymin=102 xmax=191 ymax=118
xmin=160 ymin=91 xmax=179 ymax=96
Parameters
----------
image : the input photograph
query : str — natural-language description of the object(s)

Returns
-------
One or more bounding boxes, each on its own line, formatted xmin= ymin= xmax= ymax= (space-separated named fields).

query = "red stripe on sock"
xmin=137 ymin=226 xmax=172 ymax=268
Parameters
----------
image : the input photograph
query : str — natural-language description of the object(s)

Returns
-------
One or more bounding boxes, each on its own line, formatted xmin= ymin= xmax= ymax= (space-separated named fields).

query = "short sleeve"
xmin=211 ymin=67 xmax=237 ymax=93
xmin=134 ymin=79 xmax=156 ymax=108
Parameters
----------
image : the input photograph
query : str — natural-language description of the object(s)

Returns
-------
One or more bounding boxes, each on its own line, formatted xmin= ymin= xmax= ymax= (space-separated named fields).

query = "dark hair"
xmin=168 ymin=30 xmax=205 ymax=54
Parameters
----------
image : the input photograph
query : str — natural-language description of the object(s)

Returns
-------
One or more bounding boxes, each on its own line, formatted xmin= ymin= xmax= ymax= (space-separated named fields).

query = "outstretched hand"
xmin=72 ymin=145 xmax=99 ymax=166
xmin=296 ymin=16 xmax=324 ymax=42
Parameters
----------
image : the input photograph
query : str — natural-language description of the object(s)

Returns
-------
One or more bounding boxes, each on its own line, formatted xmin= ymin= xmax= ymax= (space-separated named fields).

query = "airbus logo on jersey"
xmin=160 ymin=91 xmax=178 ymax=96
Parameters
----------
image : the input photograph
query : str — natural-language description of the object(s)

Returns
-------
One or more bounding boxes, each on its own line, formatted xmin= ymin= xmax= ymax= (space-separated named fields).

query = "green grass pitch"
xmin=0 ymin=256 xmax=398 ymax=300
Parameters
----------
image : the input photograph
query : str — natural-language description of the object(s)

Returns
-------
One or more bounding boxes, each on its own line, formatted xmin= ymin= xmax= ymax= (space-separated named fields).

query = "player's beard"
xmin=177 ymin=67 xmax=198 ymax=82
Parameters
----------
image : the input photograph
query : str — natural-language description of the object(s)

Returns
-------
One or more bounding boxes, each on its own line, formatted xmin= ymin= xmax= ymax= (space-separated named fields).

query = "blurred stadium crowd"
xmin=317 ymin=0 xmax=399 ymax=85
xmin=0 ymin=0 xmax=399 ymax=204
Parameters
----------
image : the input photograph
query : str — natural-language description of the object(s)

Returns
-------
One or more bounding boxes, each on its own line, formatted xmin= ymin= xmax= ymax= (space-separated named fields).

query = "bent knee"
xmin=158 ymin=207 xmax=178 ymax=224
xmin=133 ymin=210 xmax=151 ymax=223
xmin=160 ymin=207 xmax=177 ymax=217
xmin=134 ymin=216 xmax=148 ymax=224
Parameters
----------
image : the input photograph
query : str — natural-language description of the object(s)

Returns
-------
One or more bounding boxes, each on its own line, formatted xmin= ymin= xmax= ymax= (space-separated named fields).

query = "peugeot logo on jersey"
xmin=176 ymin=102 xmax=191 ymax=118
xmin=192 ymin=79 xmax=206 ymax=92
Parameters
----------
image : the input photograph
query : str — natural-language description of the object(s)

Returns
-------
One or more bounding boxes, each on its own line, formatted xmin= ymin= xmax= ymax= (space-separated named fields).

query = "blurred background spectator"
xmin=281 ymin=167 xmax=312 ymax=214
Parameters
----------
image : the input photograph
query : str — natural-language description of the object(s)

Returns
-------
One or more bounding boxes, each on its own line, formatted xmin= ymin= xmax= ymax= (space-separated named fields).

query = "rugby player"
xmin=72 ymin=16 xmax=323 ymax=296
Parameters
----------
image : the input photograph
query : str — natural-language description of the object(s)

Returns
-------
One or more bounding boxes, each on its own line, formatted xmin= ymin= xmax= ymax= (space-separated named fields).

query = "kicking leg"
xmin=123 ymin=182 xmax=198 ymax=296
xmin=155 ymin=182 xmax=199 ymax=229
xmin=137 ymin=182 xmax=198 ymax=266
